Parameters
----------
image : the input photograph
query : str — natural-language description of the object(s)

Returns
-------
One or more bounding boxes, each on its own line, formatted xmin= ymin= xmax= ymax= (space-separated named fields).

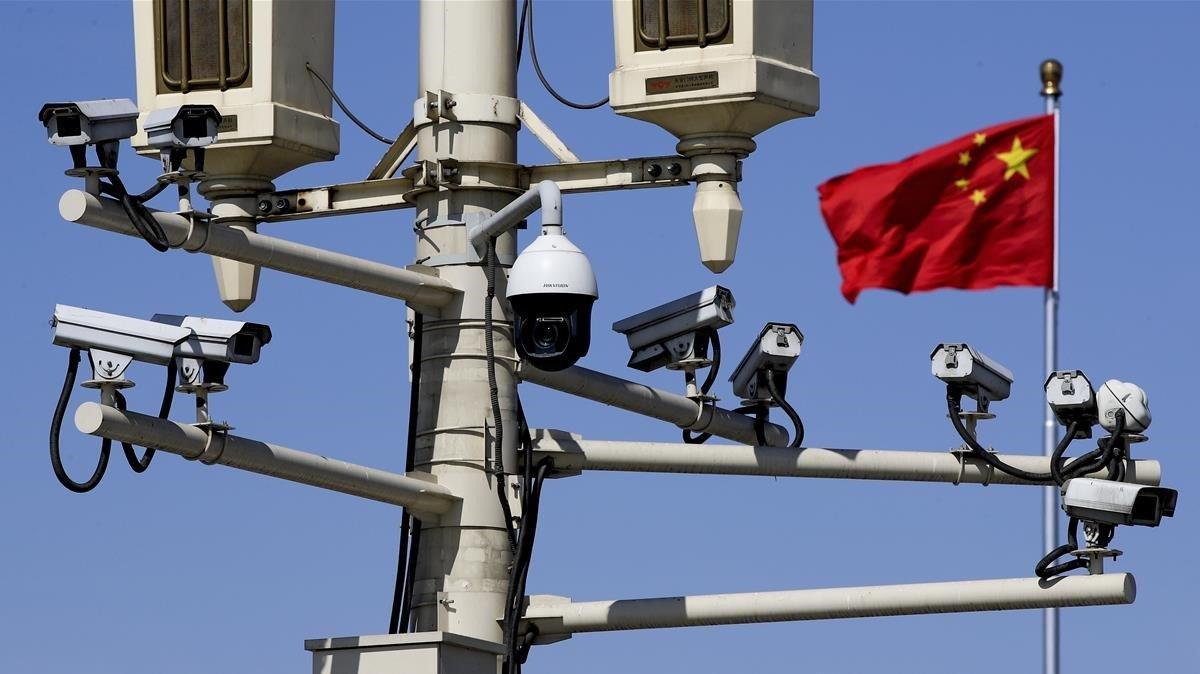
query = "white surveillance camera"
xmin=612 ymin=286 xmax=734 ymax=372
xmin=38 ymin=99 xmax=138 ymax=148
xmin=143 ymin=104 xmax=222 ymax=150
xmin=931 ymin=343 xmax=1012 ymax=407
xmin=1061 ymin=477 xmax=1177 ymax=528
xmin=1045 ymin=370 xmax=1098 ymax=437
xmin=151 ymin=314 xmax=272 ymax=365
xmin=1096 ymin=379 xmax=1151 ymax=434
xmin=51 ymin=304 xmax=191 ymax=381
xmin=507 ymin=225 xmax=597 ymax=372
xmin=151 ymin=314 xmax=271 ymax=389
xmin=730 ymin=323 xmax=803 ymax=402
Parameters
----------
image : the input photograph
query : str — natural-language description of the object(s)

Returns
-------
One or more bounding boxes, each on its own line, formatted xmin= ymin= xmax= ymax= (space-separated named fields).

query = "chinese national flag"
xmin=818 ymin=115 xmax=1054 ymax=303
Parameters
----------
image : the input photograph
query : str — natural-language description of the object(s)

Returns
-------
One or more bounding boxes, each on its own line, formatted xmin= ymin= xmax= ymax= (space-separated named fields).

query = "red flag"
xmin=818 ymin=115 xmax=1054 ymax=303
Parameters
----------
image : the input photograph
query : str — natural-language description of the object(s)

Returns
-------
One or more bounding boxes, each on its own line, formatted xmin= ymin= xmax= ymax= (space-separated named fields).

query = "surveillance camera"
xmin=931 ymin=343 xmax=1012 ymax=407
xmin=38 ymin=99 xmax=138 ymax=148
xmin=143 ymin=104 xmax=222 ymax=150
xmin=39 ymin=99 xmax=138 ymax=169
xmin=612 ymin=285 xmax=734 ymax=372
xmin=51 ymin=304 xmax=191 ymax=381
xmin=730 ymin=323 xmax=803 ymax=402
xmin=507 ymin=225 xmax=598 ymax=372
xmin=1096 ymin=379 xmax=1151 ymax=434
xmin=1061 ymin=477 xmax=1177 ymax=528
xmin=1045 ymin=370 xmax=1098 ymax=438
xmin=151 ymin=314 xmax=271 ymax=389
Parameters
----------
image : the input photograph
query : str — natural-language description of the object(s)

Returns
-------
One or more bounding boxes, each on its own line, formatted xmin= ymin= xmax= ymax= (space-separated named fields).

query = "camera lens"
xmin=533 ymin=321 xmax=561 ymax=350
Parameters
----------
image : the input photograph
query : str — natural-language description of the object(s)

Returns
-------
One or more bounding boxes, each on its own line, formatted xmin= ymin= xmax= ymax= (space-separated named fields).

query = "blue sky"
xmin=2 ymin=2 xmax=1197 ymax=672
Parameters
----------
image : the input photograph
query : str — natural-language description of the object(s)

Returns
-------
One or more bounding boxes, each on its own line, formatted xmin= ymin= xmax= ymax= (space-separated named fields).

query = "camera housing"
xmin=931 ymin=343 xmax=1013 ymax=407
xmin=39 ymin=99 xmax=139 ymax=148
xmin=1045 ymin=370 xmax=1098 ymax=438
xmin=612 ymin=285 xmax=735 ymax=372
xmin=1097 ymin=379 xmax=1152 ymax=434
xmin=1061 ymin=477 xmax=1177 ymax=528
xmin=730 ymin=323 xmax=803 ymax=402
xmin=51 ymin=304 xmax=191 ymax=381
xmin=507 ymin=226 xmax=598 ymax=372
xmin=142 ymin=104 xmax=222 ymax=150
xmin=151 ymin=313 xmax=271 ymax=388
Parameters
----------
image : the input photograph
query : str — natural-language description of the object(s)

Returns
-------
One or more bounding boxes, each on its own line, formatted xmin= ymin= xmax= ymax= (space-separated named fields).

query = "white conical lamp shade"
xmin=692 ymin=181 xmax=743 ymax=273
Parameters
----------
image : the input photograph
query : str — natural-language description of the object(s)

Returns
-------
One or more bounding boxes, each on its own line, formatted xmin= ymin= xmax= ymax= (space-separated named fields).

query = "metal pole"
xmin=521 ymin=365 xmax=789 ymax=447
xmin=409 ymin=0 xmax=521 ymax=641
xmin=523 ymin=574 xmax=1135 ymax=637
xmin=58 ymin=189 xmax=460 ymax=309
xmin=529 ymin=433 xmax=1162 ymax=487
xmin=1040 ymin=57 xmax=1064 ymax=674
xmin=73 ymin=402 xmax=459 ymax=517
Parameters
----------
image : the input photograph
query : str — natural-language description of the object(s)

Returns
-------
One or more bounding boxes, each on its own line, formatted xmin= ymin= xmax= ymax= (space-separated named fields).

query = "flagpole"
xmin=1040 ymin=58 xmax=1063 ymax=674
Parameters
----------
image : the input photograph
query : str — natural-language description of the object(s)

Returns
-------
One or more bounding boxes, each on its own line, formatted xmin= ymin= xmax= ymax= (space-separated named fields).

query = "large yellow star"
xmin=995 ymin=137 xmax=1038 ymax=180
xmin=969 ymin=189 xmax=987 ymax=206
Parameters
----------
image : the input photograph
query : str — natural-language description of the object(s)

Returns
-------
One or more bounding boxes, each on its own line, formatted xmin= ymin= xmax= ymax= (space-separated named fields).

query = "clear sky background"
xmin=2 ymin=2 xmax=1197 ymax=672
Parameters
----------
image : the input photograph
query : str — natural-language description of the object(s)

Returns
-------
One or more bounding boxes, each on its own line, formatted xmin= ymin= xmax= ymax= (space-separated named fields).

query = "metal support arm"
xmin=58 ymin=190 xmax=459 ymax=310
xmin=74 ymin=402 xmax=459 ymax=518
xmin=468 ymin=180 xmax=562 ymax=252
xmin=523 ymin=574 xmax=1135 ymax=639
xmin=529 ymin=432 xmax=1163 ymax=487
xmin=520 ymin=365 xmax=788 ymax=447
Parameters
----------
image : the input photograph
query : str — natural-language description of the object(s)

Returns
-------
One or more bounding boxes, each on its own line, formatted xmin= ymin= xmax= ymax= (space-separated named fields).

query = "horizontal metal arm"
xmin=74 ymin=402 xmax=459 ymax=518
xmin=529 ymin=432 xmax=1162 ymax=487
xmin=520 ymin=365 xmax=788 ymax=447
xmin=58 ymin=190 xmax=459 ymax=310
xmin=523 ymin=574 xmax=1135 ymax=638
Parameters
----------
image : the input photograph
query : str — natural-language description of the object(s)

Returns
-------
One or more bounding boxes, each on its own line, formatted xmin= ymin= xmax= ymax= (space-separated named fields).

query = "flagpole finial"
xmin=1040 ymin=59 xmax=1063 ymax=97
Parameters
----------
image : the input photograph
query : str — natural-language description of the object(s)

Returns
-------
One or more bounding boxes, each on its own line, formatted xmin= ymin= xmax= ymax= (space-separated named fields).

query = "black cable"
xmin=503 ymin=457 xmax=553 ymax=674
xmin=947 ymin=389 xmax=1057 ymax=484
xmin=101 ymin=174 xmax=171 ymax=251
xmin=1048 ymin=421 xmax=1082 ymax=486
xmin=1061 ymin=415 xmax=1125 ymax=482
xmin=524 ymin=0 xmax=609 ymax=110
xmin=683 ymin=330 xmax=721 ymax=445
xmin=391 ymin=312 xmax=423 ymax=633
xmin=1035 ymin=517 xmax=1090 ymax=579
xmin=114 ymin=356 xmax=178 ymax=474
xmin=515 ymin=0 xmax=530 ymax=68
xmin=306 ymin=62 xmax=396 ymax=145
xmin=49 ymin=348 xmax=112 ymax=493
xmin=765 ymin=370 xmax=804 ymax=449
xmin=485 ymin=238 xmax=519 ymax=552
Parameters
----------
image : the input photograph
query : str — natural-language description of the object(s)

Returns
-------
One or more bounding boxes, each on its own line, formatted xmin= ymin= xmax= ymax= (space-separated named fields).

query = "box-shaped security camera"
xmin=38 ymin=99 xmax=139 ymax=147
xmin=131 ymin=0 xmax=339 ymax=179
xmin=610 ymin=0 xmax=819 ymax=141
xmin=143 ymin=104 xmax=222 ymax=150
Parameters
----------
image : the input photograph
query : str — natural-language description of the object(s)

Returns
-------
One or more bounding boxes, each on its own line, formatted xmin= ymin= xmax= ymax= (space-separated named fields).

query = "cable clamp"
xmin=684 ymin=399 xmax=717 ymax=434
xmin=949 ymin=446 xmax=994 ymax=486
xmin=193 ymin=421 xmax=231 ymax=465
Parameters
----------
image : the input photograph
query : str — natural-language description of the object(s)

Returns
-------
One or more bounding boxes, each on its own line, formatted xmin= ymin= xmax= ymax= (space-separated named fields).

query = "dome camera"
xmin=507 ymin=224 xmax=598 ymax=372
xmin=1097 ymin=379 xmax=1151 ymax=434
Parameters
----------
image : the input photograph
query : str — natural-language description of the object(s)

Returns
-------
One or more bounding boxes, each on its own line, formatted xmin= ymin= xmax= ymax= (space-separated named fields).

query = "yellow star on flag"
xmin=969 ymin=189 xmax=987 ymax=206
xmin=958 ymin=151 xmax=971 ymax=166
xmin=995 ymin=137 xmax=1038 ymax=180
xmin=954 ymin=178 xmax=970 ymax=191
xmin=973 ymin=133 xmax=987 ymax=146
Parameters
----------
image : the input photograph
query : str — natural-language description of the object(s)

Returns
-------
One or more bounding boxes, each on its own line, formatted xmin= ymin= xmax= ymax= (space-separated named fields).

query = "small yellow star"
xmin=973 ymin=132 xmax=987 ymax=146
xmin=995 ymin=136 xmax=1038 ymax=180
xmin=969 ymin=189 xmax=987 ymax=206
xmin=958 ymin=151 xmax=972 ymax=166
xmin=954 ymin=178 xmax=970 ymax=191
